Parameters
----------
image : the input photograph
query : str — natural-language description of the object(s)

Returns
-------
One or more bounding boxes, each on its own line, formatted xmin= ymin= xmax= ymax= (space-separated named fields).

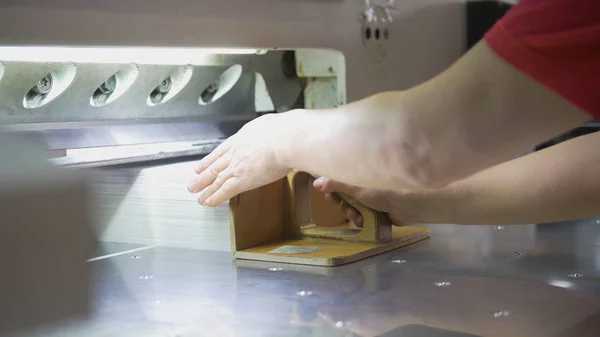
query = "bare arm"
xmin=189 ymin=40 xmax=592 ymax=206
xmin=412 ymin=131 xmax=600 ymax=225
xmin=279 ymin=41 xmax=591 ymax=190
xmin=322 ymin=131 xmax=600 ymax=226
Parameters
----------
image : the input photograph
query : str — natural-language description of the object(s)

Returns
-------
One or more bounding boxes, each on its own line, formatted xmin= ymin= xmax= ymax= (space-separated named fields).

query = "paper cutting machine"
xmin=0 ymin=0 xmax=465 ymax=334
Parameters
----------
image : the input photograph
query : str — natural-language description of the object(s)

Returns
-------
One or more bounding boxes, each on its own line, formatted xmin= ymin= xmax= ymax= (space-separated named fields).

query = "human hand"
xmin=187 ymin=113 xmax=293 ymax=206
xmin=313 ymin=177 xmax=420 ymax=227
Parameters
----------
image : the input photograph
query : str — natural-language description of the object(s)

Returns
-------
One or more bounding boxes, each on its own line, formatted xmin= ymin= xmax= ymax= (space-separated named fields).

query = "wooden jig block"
xmin=229 ymin=171 xmax=430 ymax=266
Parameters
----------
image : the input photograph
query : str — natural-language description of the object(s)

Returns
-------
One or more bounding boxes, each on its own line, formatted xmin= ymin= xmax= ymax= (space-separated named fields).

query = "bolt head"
xmin=99 ymin=75 xmax=117 ymax=94
xmin=34 ymin=74 xmax=53 ymax=95
xmin=157 ymin=77 xmax=172 ymax=94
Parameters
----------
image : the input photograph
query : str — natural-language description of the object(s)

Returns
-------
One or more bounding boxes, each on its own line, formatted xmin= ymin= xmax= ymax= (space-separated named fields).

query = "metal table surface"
xmin=11 ymin=219 xmax=600 ymax=337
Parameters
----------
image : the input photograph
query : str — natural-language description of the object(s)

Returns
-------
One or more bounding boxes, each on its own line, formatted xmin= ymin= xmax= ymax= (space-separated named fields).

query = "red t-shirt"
xmin=484 ymin=0 xmax=600 ymax=119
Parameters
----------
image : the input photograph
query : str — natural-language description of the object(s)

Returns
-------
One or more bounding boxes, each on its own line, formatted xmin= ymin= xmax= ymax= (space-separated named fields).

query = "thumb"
xmin=313 ymin=177 xmax=357 ymax=196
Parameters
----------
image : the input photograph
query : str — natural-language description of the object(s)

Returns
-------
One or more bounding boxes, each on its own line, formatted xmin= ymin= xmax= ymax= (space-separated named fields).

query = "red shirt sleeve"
xmin=484 ymin=0 xmax=600 ymax=119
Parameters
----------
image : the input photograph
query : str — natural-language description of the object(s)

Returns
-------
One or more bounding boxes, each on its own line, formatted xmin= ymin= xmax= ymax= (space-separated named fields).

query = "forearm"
xmin=407 ymin=132 xmax=600 ymax=225
xmin=278 ymin=41 xmax=590 ymax=191
xmin=279 ymin=94 xmax=422 ymax=189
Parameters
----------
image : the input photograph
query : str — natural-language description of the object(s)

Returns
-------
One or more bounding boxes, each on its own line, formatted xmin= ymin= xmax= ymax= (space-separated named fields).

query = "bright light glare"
xmin=0 ymin=46 xmax=262 ymax=65
xmin=547 ymin=279 xmax=574 ymax=289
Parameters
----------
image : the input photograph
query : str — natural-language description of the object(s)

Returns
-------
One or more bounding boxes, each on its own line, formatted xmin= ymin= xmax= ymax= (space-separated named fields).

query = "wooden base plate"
xmin=234 ymin=226 xmax=431 ymax=266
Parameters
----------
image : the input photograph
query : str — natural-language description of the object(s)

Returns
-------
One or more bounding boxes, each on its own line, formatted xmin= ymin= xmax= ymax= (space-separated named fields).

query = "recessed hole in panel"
xmin=90 ymin=64 xmax=139 ymax=107
xmin=365 ymin=27 xmax=372 ymax=40
xmin=293 ymin=172 xmax=362 ymax=238
xmin=198 ymin=64 xmax=243 ymax=106
xmin=147 ymin=65 xmax=194 ymax=106
xmin=254 ymin=72 xmax=275 ymax=113
xmin=23 ymin=63 xmax=77 ymax=109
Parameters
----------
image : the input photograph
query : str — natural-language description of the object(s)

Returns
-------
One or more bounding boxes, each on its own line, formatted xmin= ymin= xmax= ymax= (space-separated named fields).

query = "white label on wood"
xmin=268 ymin=245 xmax=323 ymax=254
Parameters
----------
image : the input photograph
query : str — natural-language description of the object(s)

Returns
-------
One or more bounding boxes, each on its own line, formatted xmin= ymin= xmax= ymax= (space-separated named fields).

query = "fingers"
xmin=324 ymin=192 xmax=364 ymax=227
xmin=313 ymin=177 xmax=357 ymax=196
xmin=344 ymin=204 xmax=364 ymax=227
xmin=197 ymin=169 xmax=234 ymax=206
xmin=200 ymin=177 xmax=239 ymax=207
xmin=188 ymin=154 xmax=231 ymax=193
xmin=194 ymin=141 xmax=231 ymax=174
xmin=319 ymin=179 xmax=363 ymax=226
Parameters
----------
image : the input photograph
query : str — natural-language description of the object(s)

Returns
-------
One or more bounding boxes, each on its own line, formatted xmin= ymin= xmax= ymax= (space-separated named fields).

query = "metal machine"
xmin=1 ymin=1 xmax=599 ymax=336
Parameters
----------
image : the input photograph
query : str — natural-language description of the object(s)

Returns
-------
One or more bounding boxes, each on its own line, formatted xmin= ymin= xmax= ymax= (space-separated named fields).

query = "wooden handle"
xmin=335 ymin=192 xmax=393 ymax=243
xmin=289 ymin=170 xmax=393 ymax=243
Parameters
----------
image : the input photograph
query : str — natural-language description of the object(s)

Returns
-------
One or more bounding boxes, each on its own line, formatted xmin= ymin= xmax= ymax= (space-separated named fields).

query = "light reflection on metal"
xmin=0 ymin=46 xmax=261 ymax=64
xmin=492 ymin=310 xmax=511 ymax=318
xmin=296 ymin=291 xmax=313 ymax=297
xmin=547 ymin=279 xmax=575 ymax=289
xmin=359 ymin=0 xmax=396 ymax=24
